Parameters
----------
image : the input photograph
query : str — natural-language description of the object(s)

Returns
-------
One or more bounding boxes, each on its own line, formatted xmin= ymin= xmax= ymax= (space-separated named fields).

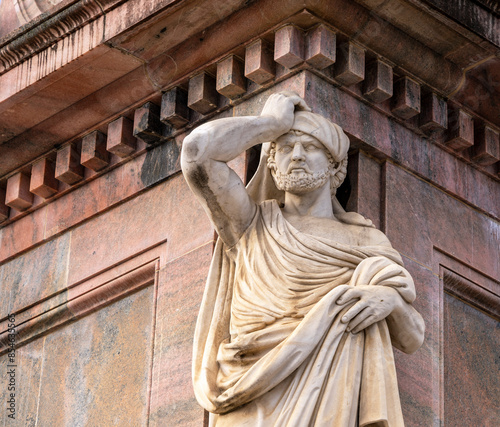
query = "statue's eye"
xmin=305 ymin=144 xmax=318 ymax=151
xmin=278 ymin=146 xmax=292 ymax=153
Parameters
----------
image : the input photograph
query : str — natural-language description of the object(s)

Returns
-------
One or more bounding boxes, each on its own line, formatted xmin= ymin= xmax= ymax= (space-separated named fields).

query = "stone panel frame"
xmin=436 ymin=253 xmax=500 ymax=426
xmin=0 ymin=242 xmax=164 ymax=422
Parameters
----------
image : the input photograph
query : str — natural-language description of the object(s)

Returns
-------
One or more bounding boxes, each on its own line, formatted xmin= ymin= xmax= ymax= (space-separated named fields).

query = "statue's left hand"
xmin=335 ymin=286 xmax=401 ymax=334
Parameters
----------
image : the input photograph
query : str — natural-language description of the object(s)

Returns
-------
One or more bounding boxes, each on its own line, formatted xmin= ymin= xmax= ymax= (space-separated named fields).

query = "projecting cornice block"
xmin=81 ymin=131 xmax=109 ymax=171
xmin=107 ymin=117 xmax=136 ymax=158
xmin=55 ymin=144 xmax=84 ymax=185
xmin=334 ymin=42 xmax=365 ymax=86
xmin=419 ymin=93 xmax=448 ymax=133
xmin=245 ymin=39 xmax=275 ymax=85
xmin=188 ymin=73 xmax=218 ymax=115
xmin=363 ymin=59 xmax=393 ymax=104
xmin=305 ymin=25 xmax=336 ymax=70
xmin=274 ymin=25 xmax=304 ymax=69
xmin=217 ymin=56 xmax=247 ymax=99
xmin=6 ymin=172 xmax=33 ymax=211
xmin=391 ymin=77 xmax=421 ymax=119
xmin=30 ymin=158 xmax=59 ymax=198
xmin=471 ymin=125 xmax=500 ymax=166
xmin=161 ymin=88 xmax=190 ymax=129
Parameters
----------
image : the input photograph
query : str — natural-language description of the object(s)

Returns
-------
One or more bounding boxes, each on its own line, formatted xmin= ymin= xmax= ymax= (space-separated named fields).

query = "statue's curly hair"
xmin=267 ymin=141 xmax=348 ymax=196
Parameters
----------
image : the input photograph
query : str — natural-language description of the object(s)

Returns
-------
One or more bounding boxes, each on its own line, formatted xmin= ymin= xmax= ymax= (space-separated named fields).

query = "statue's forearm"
xmin=182 ymin=115 xmax=284 ymax=165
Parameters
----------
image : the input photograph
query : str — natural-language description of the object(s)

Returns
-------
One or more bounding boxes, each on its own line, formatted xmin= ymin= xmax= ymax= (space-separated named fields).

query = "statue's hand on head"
xmin=260 ymin=91 xmax=311 ymax=138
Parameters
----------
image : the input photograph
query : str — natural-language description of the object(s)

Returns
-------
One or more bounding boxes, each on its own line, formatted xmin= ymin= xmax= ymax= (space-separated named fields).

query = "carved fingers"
xmin=279 ymin=91 xmax=311 ymax=112
xmin=260 ymin=92 xmax=311 ymax=137
xmin=336 ymin=286 xmax=400 ymax=334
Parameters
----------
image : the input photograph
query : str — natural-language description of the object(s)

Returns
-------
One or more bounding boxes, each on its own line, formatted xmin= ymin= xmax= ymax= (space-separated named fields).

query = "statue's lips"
xmin=286 ymin=164 xmax=312 ymax=174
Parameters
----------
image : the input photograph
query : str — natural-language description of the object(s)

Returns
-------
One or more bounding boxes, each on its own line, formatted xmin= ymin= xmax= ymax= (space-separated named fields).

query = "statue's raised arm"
xmin=181 ymin=92 xmax=310 ymax=247
xmin=184 ymin=92 xmax=424 ymax=427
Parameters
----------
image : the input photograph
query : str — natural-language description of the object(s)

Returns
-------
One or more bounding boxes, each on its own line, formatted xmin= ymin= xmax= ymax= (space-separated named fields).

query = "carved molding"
xmin=0 ymin=0 xmax=123 ymax=74
xmin=443 ymin=268 xmax=500 ymax=320
xmin=0 ymin=251 xmax=160 ymax=355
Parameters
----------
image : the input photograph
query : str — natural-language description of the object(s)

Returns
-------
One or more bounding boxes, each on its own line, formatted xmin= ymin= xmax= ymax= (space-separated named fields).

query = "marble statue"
xmin=181 ymin=92 xmax=425 ymax=426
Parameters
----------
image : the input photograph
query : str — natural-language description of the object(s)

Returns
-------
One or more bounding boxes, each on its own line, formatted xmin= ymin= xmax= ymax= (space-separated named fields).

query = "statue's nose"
xmin=291 ymin=143 xmax=305 ymax=161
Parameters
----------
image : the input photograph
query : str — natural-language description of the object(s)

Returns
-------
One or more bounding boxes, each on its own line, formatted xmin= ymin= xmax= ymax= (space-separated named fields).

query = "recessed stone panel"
xmin=444 ymin=293 xmax=500 ymax=426
xmin=35 ymin=286 xmax=155 ymax=426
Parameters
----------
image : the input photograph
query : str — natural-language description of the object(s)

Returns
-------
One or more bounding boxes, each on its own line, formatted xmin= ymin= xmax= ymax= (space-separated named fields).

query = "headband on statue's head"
xmin=262 ymin=111 xmax=349 ymax=162
xmin=247 ymin=110 xmax=350 ymax=215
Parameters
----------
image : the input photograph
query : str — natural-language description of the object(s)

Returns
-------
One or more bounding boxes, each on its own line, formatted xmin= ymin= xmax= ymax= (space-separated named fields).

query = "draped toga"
xmin=193 ymin=200 xmax=415 ymax=426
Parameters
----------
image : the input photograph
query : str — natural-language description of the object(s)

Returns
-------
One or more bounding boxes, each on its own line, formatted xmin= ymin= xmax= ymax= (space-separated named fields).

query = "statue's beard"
xmin=271 ymin=167 xmax=330 ymax=194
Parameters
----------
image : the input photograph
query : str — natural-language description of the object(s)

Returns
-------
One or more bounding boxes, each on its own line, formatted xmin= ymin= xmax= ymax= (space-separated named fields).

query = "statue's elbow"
xmin=181 ymin=131 xmax=205 ymax=172
xmin=400 ymin=315 xmax=425 ymax=354
xmin=389 ymin=310 xmax=425 ymax=354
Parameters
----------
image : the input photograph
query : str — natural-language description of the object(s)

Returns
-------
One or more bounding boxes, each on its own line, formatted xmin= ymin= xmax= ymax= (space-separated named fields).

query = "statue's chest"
xmin=283 ymin=214 xmax=366 ymax=247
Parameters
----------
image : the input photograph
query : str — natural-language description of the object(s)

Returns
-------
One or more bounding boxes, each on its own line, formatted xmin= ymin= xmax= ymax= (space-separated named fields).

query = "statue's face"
xmin=270 ymin=130 xmax=332 ymax=195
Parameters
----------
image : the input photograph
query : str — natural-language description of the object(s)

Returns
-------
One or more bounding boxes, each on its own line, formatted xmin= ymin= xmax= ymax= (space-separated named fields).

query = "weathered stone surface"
xmin=149 ymin=244 xmax=213 ymax=426
xmin=274 ymin=25 xmax=304 ymax=69
xmin=34 ymin=286 xmax=155 ymax=426
xmin=384 ymin=161 xmax=499 ymax=282
xmin=382 ymin=161 xmax=500 ymax=426
xmin=81 ymin=130 xmax=110 ymax=171
xmin=134 ymin=102 xmax=165 ymax=144
xmin=67 ymin=173 xmax=214 ymax=284
xmin=346 ymin=151 xmax=382 ymax=229
xmin=216 ymin=55 xmax=246 ymax=99
xmin=6 ymin=172 xmax=33 ymax=211
xmin=187 ymin=72 xmax=218 ymax=114
xmin=0 ymin=233 xmax=70 ymax=315
xmin=306 ymin=24 xmax=336 ymax=70
xmin=30 ymin=157 xmax=59 ymax=199
xmin=0 ymin=339 xmax=45 ymax=426
xmin=363 ymin=59 xmax=393 ymax=104
xmin=55 ymin=144 xmax=84 ymax=184
xmin=391 ymin=77 xmax=420 ymax=119
xmin=244 ymin=39 xmax=275 ymax=85
xmin=334 ymin=41 xmax=365 ymax=86
xmin=161 ymin=87 xmax=190 ymax=128
xmin=107 ymin=116 xmax=136 ymax=157
xmin=0 ymin=207 xmax=45 ymax=262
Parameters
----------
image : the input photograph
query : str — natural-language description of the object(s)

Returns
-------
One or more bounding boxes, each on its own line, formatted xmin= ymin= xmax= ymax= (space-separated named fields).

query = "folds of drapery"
xmin=193 ymin=201 xmax=415 ymax=426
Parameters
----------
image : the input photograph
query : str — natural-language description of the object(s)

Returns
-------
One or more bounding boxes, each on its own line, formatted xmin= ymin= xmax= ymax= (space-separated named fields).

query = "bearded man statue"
xmin=181 ymin=91 xmax=424 ymax=427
